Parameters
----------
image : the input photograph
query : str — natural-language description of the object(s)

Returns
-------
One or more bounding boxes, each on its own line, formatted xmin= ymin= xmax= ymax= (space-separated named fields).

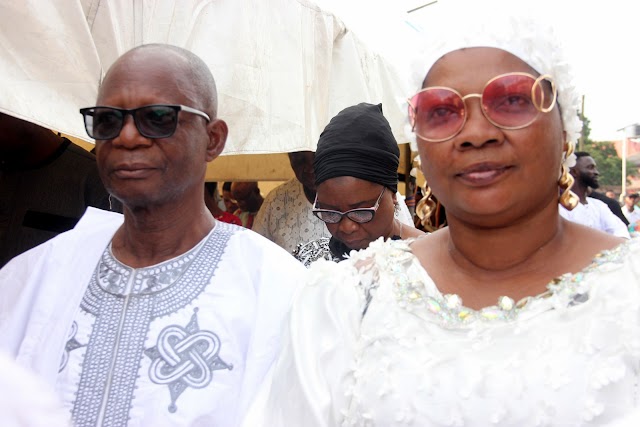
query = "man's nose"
xmin=113 ymin=115 xmax=151 ymax=148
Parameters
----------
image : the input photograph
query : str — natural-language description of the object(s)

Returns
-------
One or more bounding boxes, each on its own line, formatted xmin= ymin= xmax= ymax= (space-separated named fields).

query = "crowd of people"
xmin=1 ymin=2 xmax=639 ymax=427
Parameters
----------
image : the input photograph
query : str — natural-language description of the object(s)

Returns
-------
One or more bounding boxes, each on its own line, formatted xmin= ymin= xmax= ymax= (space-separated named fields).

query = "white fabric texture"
xmin=0 ymin=207 xmax=305 ymax=427
xmin=560 ymin=197 xmax=630 ymax=238
xmin=0 ymin=351 xmax=71 ymax=427
xmin=245 ymin=237 xmax=640 ymax=427
xmin=252 ymin=179 xmax=331 ymax=253
xmin=0 ymin=0 xmax=410 ymax=153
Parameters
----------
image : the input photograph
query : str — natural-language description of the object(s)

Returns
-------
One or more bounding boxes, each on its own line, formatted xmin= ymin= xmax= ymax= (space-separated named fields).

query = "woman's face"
xmin=416 ymin=47 xmax=565 ymax=226
xmin=315 ymin=176 xmax=397 ymax=251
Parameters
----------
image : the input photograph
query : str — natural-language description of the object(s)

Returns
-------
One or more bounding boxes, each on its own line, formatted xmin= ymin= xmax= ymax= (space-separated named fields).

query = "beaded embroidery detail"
xmin=359 ymin=238 xmax=632 ymax=327
xmin=66 ymin=222 xmax=236 ymax=427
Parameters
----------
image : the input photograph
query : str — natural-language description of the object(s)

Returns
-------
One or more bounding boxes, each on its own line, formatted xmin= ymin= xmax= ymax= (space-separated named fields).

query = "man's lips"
xmin=112 ymin=163 xmax=157 ymax=179
xmin=455 ymin=163 xmax=513 ymax=185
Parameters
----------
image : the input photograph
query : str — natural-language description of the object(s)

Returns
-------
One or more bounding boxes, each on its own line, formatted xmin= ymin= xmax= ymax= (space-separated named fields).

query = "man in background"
xmin=231 ymin=181 xmax=263 ymax=229
xmin=559 ymin=152 xmax=629 ymax=238
xmin=589 ymin=189 xmax=629 ymax=226
xmin=0 ymin=113 xmax=116 ymax=267
xmin=622 ymin=192 xmax=640 ymax=227
xmin=253 ymin=151 xmax=331 ymax=253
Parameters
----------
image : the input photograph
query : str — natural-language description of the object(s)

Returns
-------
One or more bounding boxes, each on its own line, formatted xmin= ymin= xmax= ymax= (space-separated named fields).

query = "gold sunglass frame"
xmin=407 ymin=72 xmax=557 ymax=143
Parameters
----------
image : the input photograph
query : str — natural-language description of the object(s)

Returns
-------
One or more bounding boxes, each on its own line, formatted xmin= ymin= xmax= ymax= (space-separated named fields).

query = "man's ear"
xmin=569 ymin=167 xmax=578 ymax=179
xmin=205 ymin=119 xmax=228 ymax=162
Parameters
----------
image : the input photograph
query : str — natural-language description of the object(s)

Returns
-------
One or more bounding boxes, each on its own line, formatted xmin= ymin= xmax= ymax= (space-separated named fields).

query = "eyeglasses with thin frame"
xmin=408 ymin=72 xmax=557 ymax=143
xmin=312 ymin=187 xmax=386 ymax=224
xmin=79 ymin=104 xmax=211 ymax=140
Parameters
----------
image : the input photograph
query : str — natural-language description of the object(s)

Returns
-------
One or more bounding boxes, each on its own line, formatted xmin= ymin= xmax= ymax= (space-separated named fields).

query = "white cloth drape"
xmin=0 ymin=0 xmax=412 ymax=154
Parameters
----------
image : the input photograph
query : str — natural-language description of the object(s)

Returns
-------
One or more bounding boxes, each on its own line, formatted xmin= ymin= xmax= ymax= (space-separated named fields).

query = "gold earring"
xmin=416 ymin=179 xmax=446 ymax=232
xmin=558 ymin=142 xmax=579 ymax=210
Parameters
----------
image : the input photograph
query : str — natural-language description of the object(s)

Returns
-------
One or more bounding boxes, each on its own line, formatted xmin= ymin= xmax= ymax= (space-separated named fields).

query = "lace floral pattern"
xmin=343 ymin=238 xmax=635 ymax=328
xmin=320 ymin=237 xmax=640 ymax=426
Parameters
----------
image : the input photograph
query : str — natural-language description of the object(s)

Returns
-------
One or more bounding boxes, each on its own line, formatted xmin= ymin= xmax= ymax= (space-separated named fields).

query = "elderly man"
xmin=0 ymin=44 xmax=304 ymax=427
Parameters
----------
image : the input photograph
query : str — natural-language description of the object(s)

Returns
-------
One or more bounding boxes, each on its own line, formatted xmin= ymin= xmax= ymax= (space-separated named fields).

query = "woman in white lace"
xmin=244 ymin=3 xmax=640 ymax=426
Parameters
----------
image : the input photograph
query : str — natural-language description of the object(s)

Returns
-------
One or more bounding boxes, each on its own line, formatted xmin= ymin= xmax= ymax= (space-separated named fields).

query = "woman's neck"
xmin=446 ymin=206 xmax=563 ymax=273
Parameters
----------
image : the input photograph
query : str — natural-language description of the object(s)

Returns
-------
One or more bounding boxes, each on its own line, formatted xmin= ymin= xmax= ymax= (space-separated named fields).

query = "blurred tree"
xmin=579 ymin=115 xmax=633 ymax=187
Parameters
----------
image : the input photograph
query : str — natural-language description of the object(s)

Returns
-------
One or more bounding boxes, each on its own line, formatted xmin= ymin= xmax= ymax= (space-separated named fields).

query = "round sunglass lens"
xmin=482 ymin=75 xmax=538 ymax=128
xmin=411 ymin=88 xmax=465 ymax=141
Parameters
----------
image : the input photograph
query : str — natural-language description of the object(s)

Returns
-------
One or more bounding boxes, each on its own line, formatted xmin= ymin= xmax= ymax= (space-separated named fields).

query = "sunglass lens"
xmin=314 ymin=211 xmax=341 ymax=224
xmin=346 ymin=210 xmax=374 ymax=223
xmin=91 ymin=108 xmax=124 ymax=139
xmin=136 ymin=106 xmax=178 ymax=138
xmin=411 ymin=88 xmax=465 ymax=141
xmin=482 ymin=75 xmax=538 ymax=128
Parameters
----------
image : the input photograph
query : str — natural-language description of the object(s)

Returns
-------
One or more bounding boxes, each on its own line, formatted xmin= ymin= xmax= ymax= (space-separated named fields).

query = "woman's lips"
xmin=455 ymin=163 xmax=512 ymax=186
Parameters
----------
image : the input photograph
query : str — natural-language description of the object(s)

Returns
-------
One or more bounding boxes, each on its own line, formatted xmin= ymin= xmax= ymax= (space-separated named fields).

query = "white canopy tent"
xmin=0 ymin=0 xmax=416 ymax=180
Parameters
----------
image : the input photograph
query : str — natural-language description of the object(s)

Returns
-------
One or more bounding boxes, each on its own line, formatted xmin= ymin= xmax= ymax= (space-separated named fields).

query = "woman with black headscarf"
xmin=293 ymin=103 xmax=423 ymax=266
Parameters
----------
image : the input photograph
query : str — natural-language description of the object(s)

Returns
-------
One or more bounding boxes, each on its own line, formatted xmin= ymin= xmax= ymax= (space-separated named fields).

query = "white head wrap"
xmin=406 ymin=0 xmax=582 ymax=150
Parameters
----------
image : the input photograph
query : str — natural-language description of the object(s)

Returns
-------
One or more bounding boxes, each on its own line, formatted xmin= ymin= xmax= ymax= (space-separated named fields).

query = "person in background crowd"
xmin=0 ymin=43 xmax=304 ymax=427
xmin=0 ymin=113 xmax=118 ymax=267
xmin=589 ymin=188 xmax=629 ymax=226
xmin=622 ymin=192 xmax=640 ymax=227
xmin=252 ymin=151 xmax=331 ymax=253
xmin=293 ymin=103 xmax=423 ymax=267
xmin=204 ymin=182 xmax=242 ymax=225
xmin=231 ymin=181 xmax=263 ymax=229
xmin=244 ymin=3 xmax=639 ymax=425
xmin=559 ymin=152 xmax=629 ymax=238
xmin=222 ymin=181 xmax=239 ymax=213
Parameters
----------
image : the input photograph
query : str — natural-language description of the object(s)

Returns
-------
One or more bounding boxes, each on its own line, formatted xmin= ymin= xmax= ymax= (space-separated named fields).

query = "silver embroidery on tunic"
xmin=64 ymin=222 xmax=236 ymax=427
xmin=145 ymin=307 xmax=233 ymax=413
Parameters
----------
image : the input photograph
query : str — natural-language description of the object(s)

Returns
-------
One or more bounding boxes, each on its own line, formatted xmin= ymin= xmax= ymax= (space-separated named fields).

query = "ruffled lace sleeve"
xmin=243 ymin=258 xmax=366 ymax=427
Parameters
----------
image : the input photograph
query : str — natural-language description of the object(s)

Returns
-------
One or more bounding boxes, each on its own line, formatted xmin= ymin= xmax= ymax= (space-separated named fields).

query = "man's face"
xmin=93 ymin=51 xmax=215 ymax=209
xmin=626 ymin=195 xmax=639 ymax=209
xmin=573 ymin=156 xmax=600 ymax=189
xmin=288 ymin=151 xmax=316 ymax=192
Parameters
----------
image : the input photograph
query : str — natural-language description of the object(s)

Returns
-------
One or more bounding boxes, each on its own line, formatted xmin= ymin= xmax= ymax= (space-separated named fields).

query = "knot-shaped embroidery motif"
xmin=145 ymin=308 xmax=233 ymax=412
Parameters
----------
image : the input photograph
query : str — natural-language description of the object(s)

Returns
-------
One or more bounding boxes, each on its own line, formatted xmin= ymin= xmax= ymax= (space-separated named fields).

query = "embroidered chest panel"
xmin=60 ymin=224 xmax=236 ymax=427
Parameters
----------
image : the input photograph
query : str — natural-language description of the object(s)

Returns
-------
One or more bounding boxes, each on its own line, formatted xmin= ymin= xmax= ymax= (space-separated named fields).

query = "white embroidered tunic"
xmin=247 ymin=238 xmax=640 ymax=427
xmin=0 ymin=208 xmax=304 ymax=427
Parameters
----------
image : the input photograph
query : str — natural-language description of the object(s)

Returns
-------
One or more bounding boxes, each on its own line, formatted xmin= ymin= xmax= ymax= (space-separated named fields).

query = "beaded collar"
xmin=358 ymin=238 xmax=634 ymax=327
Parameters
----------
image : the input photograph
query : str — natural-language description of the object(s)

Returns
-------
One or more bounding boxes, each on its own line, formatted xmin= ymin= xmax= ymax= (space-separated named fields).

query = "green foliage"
xmin=578 ymin=115 xmax=634 ymax=186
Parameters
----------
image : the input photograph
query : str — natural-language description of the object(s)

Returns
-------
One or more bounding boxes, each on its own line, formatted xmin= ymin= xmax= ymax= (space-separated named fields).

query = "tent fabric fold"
xmin=0 ymin=0 xmax=411 ymax=158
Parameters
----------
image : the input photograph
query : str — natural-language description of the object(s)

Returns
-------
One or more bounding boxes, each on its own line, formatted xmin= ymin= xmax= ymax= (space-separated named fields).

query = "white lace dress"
xmin=247 ymin=238 xmax=640 ymax=427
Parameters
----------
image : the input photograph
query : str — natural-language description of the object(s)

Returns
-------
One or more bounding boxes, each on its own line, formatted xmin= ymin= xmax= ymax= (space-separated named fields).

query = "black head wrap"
xmin=314 ymin=103 xmax=400 ymax=193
